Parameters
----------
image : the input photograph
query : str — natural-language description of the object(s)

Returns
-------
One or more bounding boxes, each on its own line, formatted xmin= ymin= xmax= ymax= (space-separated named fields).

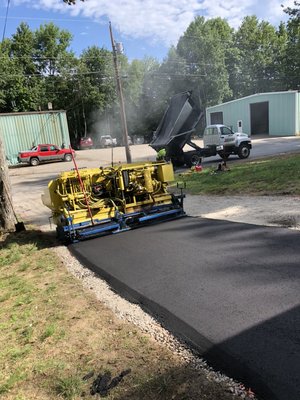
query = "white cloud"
xmin=264 ymin=0 xmax=295 ymax=23
xmin=13 ymin=0 xmax=291 ymax=46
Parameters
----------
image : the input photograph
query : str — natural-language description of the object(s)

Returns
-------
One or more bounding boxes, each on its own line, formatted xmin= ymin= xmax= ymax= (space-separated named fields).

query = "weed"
xmin=18 ymin=262 xmax=31 ymax=272
xmin=8 ymin=345 xmax=31 ymax=360
xmin=45 ymin=283 xmax=57 ymax=293
xmin=156 ymin=374 xmax=173 ymax=395
xmin=0 ymin=292 xmax=10 ymax=303
xmin=55 ymin=375 xmax=83 ymax=400
xmin=14 ymin=294 xmax=34 ymax=307
xmin=0 ymin=244 xmax=22 ymax=267
xmin=32 ymin=360 xmax=66 ymax=375
xmin=20 ymin=325 xmax=33 ymax=343
xmin=138 ymin=335 xmax=149 ymax=345
xmin=0 ymin=370 xmax=27 ymax=394
xmin=40 ymin=323 xmax=56 ymax=341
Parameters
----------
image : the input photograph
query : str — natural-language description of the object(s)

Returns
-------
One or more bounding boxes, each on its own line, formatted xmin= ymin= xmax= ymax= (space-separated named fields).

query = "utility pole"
xmin=109 ymin=22 xmax=132 ymax=164
xmin=2 ymin=0 xmax=10 ymax=42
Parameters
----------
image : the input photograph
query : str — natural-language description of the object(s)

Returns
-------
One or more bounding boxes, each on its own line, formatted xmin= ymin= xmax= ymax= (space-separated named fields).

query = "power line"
xmin=0 ymin=15 xmax=88 ymax=23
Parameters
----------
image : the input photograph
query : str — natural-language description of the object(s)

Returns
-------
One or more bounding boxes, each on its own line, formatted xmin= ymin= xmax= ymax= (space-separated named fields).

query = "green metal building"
xmin=206 ymin=91 xmax=300 ymax=137
xmin=0 ymin=110 xmax=70 ymax=165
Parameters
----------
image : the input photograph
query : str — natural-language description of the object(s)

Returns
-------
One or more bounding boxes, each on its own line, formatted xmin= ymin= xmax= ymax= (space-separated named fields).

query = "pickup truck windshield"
xmin=220 ymin=126 xmax=234 ymax=135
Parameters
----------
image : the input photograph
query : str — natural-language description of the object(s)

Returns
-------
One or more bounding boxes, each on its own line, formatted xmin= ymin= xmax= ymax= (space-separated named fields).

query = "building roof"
xmin=207 ymin=90 xmax=299 ymax=110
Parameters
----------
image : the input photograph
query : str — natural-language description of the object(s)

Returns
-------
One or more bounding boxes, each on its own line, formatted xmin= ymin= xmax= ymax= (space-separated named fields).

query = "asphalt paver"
xmin=70 ymin=216 xmax=300 ymax=400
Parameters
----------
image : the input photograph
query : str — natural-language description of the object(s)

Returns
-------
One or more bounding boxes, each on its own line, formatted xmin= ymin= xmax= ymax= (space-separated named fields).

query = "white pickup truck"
xmin=203 ymin=124 xmax=252 ymax=159
xmin=99 ymin=135 xmax=117 ymax=148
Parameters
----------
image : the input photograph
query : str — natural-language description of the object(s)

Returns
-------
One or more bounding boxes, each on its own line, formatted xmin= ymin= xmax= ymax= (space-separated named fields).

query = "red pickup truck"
xmin=18 ymin=144 xmax=75 ymax=166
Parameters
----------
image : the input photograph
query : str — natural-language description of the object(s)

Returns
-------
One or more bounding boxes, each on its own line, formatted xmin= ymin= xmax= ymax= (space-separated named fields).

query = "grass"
xmin=175 ymin=153 xmax=300 ymax=195
xmin=55 ymin=376 xmax=83 ymax=400
xmin=0 ymin=230 xmax=241 ymax=400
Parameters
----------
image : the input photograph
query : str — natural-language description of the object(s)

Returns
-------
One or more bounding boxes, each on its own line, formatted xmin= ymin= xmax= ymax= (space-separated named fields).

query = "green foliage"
xmin=175 ymin=17 xmax=233 ymax=107
xmin=284 ymin=17 xmax=300 ymax=89
xmin=233 ymin=16 xmax=286 ymax=96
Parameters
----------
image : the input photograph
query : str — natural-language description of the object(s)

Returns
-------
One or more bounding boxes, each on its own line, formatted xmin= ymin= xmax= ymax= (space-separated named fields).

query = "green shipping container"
xmin=0 ymin=110 xmax=70 ymax=165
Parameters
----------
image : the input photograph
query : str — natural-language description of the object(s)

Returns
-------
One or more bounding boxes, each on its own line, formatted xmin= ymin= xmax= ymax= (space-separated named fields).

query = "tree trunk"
xmin=0 ymin=136 xmax=15 ymax=231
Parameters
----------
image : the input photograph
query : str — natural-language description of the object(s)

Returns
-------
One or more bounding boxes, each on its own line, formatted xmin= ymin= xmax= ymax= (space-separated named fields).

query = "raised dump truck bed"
xmin=150 ymin=91 xmax=204 ymax=167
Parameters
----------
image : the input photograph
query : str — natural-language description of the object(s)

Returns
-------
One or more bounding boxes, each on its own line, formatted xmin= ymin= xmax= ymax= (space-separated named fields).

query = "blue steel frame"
xmin=62 ymin=205 xmax=185 ymax=243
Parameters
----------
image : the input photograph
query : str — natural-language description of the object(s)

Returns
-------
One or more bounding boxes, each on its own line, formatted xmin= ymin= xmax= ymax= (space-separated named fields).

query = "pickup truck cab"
xmin=203 ymin=124 xmax=252 ymax=159
xmin=18 ymin=144 xmax=75 ymax=166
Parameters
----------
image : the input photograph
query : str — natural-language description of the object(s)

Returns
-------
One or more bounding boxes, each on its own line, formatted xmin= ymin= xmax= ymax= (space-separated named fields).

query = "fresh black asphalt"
xmin=70 ymin=216 xmax=300 ymax=400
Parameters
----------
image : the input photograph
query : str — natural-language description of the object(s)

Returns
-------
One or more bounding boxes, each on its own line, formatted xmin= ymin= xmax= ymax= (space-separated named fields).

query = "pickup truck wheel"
xmin=64 ymin=153 xmax=72 ymax=162
xmin=238 ymin=144 xmax=250 ymax=159
xmin=30 ymin=157 xmax=39 ymax=166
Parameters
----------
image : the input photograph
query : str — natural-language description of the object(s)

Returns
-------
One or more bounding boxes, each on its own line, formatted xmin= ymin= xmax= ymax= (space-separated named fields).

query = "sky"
xmin=0 ymin=0 xmax=296 ymax=61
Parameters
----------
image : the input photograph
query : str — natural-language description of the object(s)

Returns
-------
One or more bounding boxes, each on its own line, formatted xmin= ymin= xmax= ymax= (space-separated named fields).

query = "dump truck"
xmin=42 ymin=161 xmax=185 ymax=243
xmin=150 ymin=91 xmax=251 ymax=166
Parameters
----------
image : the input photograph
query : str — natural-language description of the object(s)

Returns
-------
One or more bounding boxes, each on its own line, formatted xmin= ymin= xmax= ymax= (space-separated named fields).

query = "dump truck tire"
xmin=238 ymin=143 xmax=250 ymax=159
xmin=184 ymin=152 xmax=202 ymax=167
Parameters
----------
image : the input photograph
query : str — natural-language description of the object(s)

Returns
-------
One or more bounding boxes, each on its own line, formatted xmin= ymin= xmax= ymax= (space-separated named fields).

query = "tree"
xmin=0 ymin=22 xmax=77 ymax=113
xmin=283 ymin=1 xmax=300 ymax=18
xmin=7 ymin=23 xmax=43 ymax=111
xmin=233 ymin=16 xmax=285 ymax=96
xmin=123 ymin=57 xmax=161 ymax=138
xmin=63 ymin=0 xmax=84 ymax=4
xmin=176 ymin=17 xmax=233 ymax=107
xmin=73 ymin=46 xmax=116 ymax=139
xmin=283 ymin=2 xmax=300 ymax=89
xmin=0 ymin=22 xmax=76 ymax=231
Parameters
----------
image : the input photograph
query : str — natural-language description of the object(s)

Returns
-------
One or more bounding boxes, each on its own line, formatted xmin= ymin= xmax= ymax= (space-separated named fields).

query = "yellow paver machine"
xmin=42 ymin=161 xmax=185 ymax=243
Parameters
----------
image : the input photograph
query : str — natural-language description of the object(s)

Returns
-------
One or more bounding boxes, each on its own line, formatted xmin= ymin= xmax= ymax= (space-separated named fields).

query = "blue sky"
xmin=0 ymin=0 xmax=294 ymax=61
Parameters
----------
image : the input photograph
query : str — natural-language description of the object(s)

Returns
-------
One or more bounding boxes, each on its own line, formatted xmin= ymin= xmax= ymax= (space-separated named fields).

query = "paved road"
xmin=70 ymin=217 xmax=300 ymax=400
